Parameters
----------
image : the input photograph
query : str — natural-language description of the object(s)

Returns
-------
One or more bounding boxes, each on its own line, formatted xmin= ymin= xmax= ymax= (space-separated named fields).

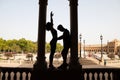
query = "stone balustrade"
xmin=0 ymin=67 xmax=120 ymax=80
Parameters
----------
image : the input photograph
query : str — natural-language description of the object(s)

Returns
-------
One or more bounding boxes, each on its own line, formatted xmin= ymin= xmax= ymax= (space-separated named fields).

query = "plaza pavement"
xmin=1 ymin=57 xmax=120 ymax=69
xmin=80 ymin=57 xmax=120 ymax=68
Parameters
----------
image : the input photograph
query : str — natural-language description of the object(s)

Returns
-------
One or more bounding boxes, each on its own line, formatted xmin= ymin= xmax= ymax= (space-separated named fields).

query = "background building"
xmin=79 ymin=39 xmax=120 ymax=55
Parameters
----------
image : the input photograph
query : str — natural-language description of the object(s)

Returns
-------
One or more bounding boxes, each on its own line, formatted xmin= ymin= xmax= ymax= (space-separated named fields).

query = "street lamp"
xmin=79 ymin=34 xmax=82 ymax=58
xmin=100 ymin=35 xmax=103 ymax=61
xmin=83 ymin=40 xmax=85 ymax=58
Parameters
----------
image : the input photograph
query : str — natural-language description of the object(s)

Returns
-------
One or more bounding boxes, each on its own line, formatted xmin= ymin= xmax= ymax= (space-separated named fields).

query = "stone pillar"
xmin=31 ymin=0 xmax=48 ymax=80
xmin=69 ymin=0 xmax=82 ymax=70
xmin=33 ymin=0 xmax=48 ymax=71
xmin=0 ymin=69 xmax=1 ymax=79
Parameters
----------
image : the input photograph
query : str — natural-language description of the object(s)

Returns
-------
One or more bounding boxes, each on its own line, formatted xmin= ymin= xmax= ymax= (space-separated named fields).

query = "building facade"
xmin=79 ymin=39 xmax=120 ymax=55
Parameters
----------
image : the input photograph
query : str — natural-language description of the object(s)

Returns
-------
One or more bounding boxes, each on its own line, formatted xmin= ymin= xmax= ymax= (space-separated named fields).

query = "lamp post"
xmin=100 ymin=35 xmax=103 ymax=61
xmin=107 ymin=40 xmax=109 ymax=54
xmin=79 ymin=34 xmax=82 ymax=58
xmin=83 ymin=40 xmax=85 ymax=58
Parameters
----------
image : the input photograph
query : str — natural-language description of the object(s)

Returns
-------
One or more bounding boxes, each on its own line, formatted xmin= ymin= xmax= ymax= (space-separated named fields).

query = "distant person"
xmin=46 ymin=12 xmax=57 ymax=69
xmin=104 ymin=59 xmax=106 ymax=66
xmin=57 ymin=24 xmax=71 ymax=69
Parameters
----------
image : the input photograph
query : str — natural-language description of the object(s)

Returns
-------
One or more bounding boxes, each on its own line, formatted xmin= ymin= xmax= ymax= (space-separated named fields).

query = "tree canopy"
xmin=0 ymin=38 xmax=63 ymax=54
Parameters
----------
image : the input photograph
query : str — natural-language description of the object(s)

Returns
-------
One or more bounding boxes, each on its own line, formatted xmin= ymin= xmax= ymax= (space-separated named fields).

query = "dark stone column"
xmin=31 ymin=0 xmax=48 ymax=80
xmin=68 ymin=0 xmax=82 ymax=70
xmin=35 ymin=0 xmax=48 ymax=70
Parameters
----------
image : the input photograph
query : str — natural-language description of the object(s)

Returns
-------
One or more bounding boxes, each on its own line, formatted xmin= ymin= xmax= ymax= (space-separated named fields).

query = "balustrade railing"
xmin=0 ymin=67 xmax=120 ymax=80
xmin=82 ymin=68 xmax=120 ymax=80
xmin=0 ymin=67 xmax=32 ymax=80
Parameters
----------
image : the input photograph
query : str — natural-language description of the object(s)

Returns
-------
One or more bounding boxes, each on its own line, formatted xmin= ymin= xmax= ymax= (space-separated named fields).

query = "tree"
xmin=4 ymin=52 xmax=13 ymax=60
xmin=54 ymin=52 xmax=62 ymax=58
xmin=26 ymin=53 xmax=33 ymax=61
xmin=0 ymin=38 xmax=67 ymax=54
xmin=45 ymin=42 xmax=63 ymax=53
xmin=0 ymin=38 xmax=5 ymax=52
xmin=45 ymin=43 xmax=50 ymax=53
xmin=56 ymin=43 xmax=63 ymax=52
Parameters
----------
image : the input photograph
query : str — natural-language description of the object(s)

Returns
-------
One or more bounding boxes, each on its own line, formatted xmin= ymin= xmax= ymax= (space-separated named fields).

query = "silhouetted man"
xmin=46 ymin=12 xmax=57 ymax=69
xmin=57 ymin=24 xmax=70 ymax=69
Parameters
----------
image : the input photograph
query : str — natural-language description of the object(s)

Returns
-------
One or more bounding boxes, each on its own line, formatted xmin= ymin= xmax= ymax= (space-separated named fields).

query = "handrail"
xmin=0 ymin=67 xmax=32 ymax=80
xmin=0 ymin=67 xmax=120 ymax=80
xmin=82 ymin=68 xmax=120 ymax=80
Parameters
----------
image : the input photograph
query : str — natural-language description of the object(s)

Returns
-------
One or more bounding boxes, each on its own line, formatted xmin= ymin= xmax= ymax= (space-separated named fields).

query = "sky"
xmin=0 ymin=0 xmax=120 ymax=45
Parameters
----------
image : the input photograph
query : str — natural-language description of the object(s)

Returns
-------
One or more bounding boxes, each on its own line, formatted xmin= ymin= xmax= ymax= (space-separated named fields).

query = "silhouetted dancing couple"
xmin=46 ymin=12 xmax=70 ymax=70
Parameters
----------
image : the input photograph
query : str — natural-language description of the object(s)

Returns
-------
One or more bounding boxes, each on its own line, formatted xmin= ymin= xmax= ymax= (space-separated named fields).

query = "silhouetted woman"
xmin=46 ymin=12 xmax=57 ymax=68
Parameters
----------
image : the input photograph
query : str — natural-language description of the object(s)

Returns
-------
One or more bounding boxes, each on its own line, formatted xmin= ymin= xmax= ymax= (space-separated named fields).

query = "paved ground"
xmin=1 ymin=57 xmax=120 ymax=69
xmin=80 ymin=57 xmax=120 ymax=68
